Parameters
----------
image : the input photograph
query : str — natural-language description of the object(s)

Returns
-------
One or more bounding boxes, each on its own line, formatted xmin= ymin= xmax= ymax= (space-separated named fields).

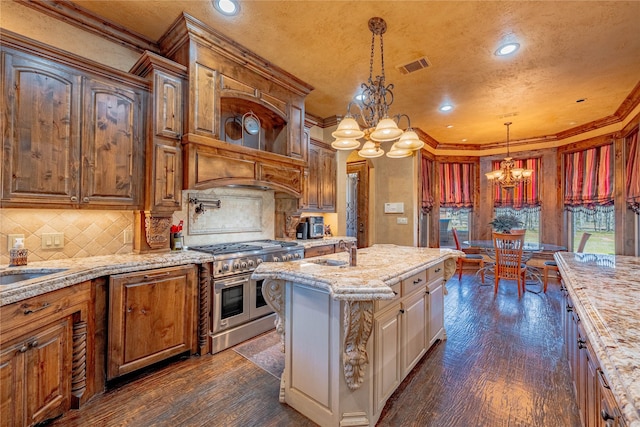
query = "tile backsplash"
xmin=0 ymin=188 xmax=276 ymax=265
xmin=1 ymin=209 xmax=133 ymax=265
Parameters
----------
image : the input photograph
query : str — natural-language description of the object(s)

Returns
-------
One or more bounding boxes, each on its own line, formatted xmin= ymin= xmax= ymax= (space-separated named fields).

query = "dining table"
xmin=463 ymin=240 xmax=567 ymax=293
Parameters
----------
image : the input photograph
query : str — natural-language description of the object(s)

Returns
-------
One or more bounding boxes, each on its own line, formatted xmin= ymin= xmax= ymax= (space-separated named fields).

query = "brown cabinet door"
xmin=1 ymin=340 xmax=24 ymax=427
xmin=24 ymin=320 xmax=71 ymax=427
xmin=0 ymin=319 xmax=71 ymax=427
xmin=306 ymin=144 xmax=321 ymax=210
xmin=108 ymin=265 xmax=196 ymax=379
xmin=320 ymin=148 xmax=336 ymax=211
xmin=152 ymin=141 xmax=182 ymax=211
xmin=81 ymin=78 xmax=144 ymax=207
xmin=2 ymin=52 xmax=81 ymax=205
xmin=154 ymin=71 xmax=183 ymax=139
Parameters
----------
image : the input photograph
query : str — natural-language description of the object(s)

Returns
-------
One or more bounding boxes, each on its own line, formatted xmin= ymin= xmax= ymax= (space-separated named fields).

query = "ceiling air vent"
xmin=396 ymin=57 xmax=430 ymax=75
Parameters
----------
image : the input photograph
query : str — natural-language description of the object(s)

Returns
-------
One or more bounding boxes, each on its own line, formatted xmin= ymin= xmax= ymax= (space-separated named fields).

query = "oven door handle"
xmin=215 ymin=278 xmax=247 ymax=290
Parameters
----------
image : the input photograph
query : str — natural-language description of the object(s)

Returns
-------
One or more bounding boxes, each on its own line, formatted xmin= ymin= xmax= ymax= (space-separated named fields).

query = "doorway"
xmin=346 ymin=161 xmax=369 ymax=248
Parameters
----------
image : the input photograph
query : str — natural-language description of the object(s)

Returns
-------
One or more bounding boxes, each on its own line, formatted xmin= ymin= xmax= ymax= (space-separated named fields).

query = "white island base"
xmin=254 ymin=245 xmax=459 ymax=426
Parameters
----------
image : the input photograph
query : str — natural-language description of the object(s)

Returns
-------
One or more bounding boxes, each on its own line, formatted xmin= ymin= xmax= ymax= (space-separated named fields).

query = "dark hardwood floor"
xmin=48 ymin=274 xmax=581 ymax=427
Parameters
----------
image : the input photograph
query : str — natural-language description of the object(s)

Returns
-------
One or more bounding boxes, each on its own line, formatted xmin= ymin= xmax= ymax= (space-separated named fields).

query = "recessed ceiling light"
xmin=462 ymin=138 xmax=468 ymax=142
xmin=446 ymin=124 xmax=454 ymax=129
xmin=439 ymin=104 xmax=454 ymax=112
xmin=495 ymin=43 xmax=520 ymax=56
xmin=213 ymin=0 xmax=239 ymax=16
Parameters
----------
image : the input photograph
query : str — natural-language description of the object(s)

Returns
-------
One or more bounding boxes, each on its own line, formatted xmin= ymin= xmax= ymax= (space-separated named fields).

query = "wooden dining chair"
xmin=452 ymin=228 xmax=485 ymax=283
xmin=543 ymin=232 xmax=591 ymax=292
xmin=492 ymin=231 xmax=527 ymax=298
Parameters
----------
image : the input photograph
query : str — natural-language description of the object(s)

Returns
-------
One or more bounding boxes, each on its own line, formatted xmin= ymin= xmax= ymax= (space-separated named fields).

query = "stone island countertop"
xmin=0 ymin=250 xmax=214 ymax=306
xmin=555 ymin=252 xmax=640 ymax=426
xmin=252 ymin=244 xmax=462 ymax=301
xmin=296 ymin=236 xmax=356 ymax=249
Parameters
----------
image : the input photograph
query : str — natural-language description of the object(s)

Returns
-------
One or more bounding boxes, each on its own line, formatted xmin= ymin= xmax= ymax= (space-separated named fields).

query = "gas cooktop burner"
xmin=189 ymin=240 xmax=301 ymax=256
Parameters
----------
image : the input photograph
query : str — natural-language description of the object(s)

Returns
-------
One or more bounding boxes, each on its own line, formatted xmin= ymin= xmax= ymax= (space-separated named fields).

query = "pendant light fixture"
xmin=330 ymin=17 xmax=424 ymax=158
xmin=485 ymin=122 xmax=533 ymax=188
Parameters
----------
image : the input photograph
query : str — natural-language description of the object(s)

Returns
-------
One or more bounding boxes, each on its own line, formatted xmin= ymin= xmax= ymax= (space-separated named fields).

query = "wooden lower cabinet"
xmin=108 ymin=265 xmax=197 ymax=379
xmin=0 ymin=282 xmax=92 ymax=427
xmin=563 ymin=284 xmax=627 ymax=427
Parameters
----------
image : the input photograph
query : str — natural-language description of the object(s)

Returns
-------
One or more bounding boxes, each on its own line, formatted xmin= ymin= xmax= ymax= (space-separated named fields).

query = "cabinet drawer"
xmin=304 ymin=244 xmax=335 ymax=258
xmin=427 ymin=263 xmax=444 ymax=282
xmin=1 ymin=281 xmax=91 ymax=339
xmin=375 ymin=282 xmax=401 ymax=312
xmin=402 ymin=270 xmax=427 ymax=296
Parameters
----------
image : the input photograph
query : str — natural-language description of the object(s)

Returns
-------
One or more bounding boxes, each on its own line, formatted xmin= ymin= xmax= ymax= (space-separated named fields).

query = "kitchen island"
xmin=252 ymin=244 xmax=461 ymax=427
xmin=555 ymin=252 xmax=640 ymax=426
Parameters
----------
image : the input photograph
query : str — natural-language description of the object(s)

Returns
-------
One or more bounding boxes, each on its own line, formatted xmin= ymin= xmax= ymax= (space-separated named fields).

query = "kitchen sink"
xmin=308 ymin=259 xmax=348 ymax=267
xmin=0 ymin=269 xmax=68 ymax=285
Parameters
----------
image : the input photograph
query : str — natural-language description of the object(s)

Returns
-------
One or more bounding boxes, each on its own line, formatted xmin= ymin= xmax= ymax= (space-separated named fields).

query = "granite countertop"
xmin=0 ymin=250 xmax=214 ymax=307
xmin=252 ymin=244 xmax=462 ymax=302
xmin=555 ymin=252 xmax=640 ymax=426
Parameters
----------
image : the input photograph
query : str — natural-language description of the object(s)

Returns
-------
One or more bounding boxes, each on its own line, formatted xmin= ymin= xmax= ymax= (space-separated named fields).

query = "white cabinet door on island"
xmin=252 ymin=244 xmax=461 ymax=427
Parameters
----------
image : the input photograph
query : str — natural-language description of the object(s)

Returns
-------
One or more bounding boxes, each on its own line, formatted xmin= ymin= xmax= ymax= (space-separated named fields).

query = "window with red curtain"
xmin=564 ymin=143 xmax=614 ymax=213
xmin=421 ymin=156 xmax=434 ymax=214
xmin=491 ymin=157 xmax=541 ymax=212
xmin=440 ymin=162 xmax=474 ymax=208
xmin=625 ymin=128 xmax=640 ymax=214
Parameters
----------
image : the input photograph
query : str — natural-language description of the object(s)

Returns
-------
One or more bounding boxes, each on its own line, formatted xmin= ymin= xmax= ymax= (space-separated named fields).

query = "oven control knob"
xmin=285 ymin=254 xmax=292 ymax=261
xmin=273 ymin=257 xmax=280 ymax=262
xmin=222 ymin=264 xmax=230 ymax=272
xmin=233 ymin=263 xmax=240 ymax=270
xmin=241 ymin=262 xmax=248 ymax=269
xmin=294 ymin=253 xmax=301 ymax=259
xmin=256 ymin=259 xmax=263 ymax=265
xmin=248 ymin=260 xmax=255 ymax=267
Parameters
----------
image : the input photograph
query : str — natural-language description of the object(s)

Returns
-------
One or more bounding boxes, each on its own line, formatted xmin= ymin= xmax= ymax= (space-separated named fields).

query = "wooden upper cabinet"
xmin=154 ymin=71 xmax=183 ymax=139
xmin=81 ymin=78 xmax=144 ymax=207
xmin=1 ymin=33 xmax=148 ymax=209
xmin=2 ymin=51 xmax=82 ymax=205
xmin=305 ymin=139 xmax=336 ymax=212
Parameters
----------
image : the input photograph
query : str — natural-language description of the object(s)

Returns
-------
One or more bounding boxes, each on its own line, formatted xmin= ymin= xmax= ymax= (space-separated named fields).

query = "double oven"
xmin=190 ymin=240 xmax=303 ymax=354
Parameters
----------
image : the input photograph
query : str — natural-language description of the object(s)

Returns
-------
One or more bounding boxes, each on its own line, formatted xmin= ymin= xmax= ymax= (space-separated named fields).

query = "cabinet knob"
xmin=30 ymin=340 xmax=38 ymax=348
xmin=577 ymin=338 xmax=587 ymax=349
xmin=19 ymin=345 xmax=28 ymax=353
xmin=399 ymin=309 xmax=405 ymax=314
xmin=82 ymin=197 xmax=90 ymax=203
xmin=413 ymin=278 xmax=423 ymax=284
xmin=70 ymin=196 xmax=78 ymax=202
xmin=435 ymin=268 xmax=441 ymax=273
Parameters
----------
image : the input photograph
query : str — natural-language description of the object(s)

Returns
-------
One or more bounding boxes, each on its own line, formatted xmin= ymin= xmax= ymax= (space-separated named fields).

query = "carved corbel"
xmin=343 ymin=300 xmax=374 ymax=390
xmin=143 ymin=211 xmax=172 ymax=249
xmin=71 ymin=321 xmax=87 ymax=400
xmin=262 ymin=278 xmax=286 ymax=352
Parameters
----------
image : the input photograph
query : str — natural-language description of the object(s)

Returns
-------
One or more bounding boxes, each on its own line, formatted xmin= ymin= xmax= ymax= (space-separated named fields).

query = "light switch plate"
xmin=397 ymin=217 xmax=408 ymax=225
xmin=123 ymin=229 xmax=133 ymax=244
xmin=8 ymin=234 xmax=25 ymax=251
xmin=384 ymin=202 xmax=404 ymax=214
xmin=41 ymin=232 xmax=64 ymax=249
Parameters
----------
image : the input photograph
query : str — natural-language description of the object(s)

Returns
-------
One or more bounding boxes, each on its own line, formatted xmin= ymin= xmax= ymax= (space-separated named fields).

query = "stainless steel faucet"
xmin=338 ymin=240 xmax=357 ymax=267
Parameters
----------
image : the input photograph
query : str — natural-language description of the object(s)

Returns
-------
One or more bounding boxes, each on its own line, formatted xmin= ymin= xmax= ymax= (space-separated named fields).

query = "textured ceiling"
xmin=71 ymin=1 xmax=640 ymax=147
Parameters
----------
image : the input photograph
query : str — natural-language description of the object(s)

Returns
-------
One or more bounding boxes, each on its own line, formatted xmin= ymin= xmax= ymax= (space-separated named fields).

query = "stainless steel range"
xmin=189 ymin=240 xmax=303 ymax=354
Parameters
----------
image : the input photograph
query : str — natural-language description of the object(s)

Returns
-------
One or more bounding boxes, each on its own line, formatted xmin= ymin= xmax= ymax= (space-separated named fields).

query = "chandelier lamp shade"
xmin=330 ymin=17 xmax=424 ymax=158
xmin=485 ymin=122 xmax=534 ymax=188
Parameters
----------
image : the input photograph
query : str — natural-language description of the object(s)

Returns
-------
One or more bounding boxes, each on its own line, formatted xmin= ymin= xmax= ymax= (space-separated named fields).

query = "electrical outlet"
xmin=8 ymin=234 xmax=25 ymax=251
xmin=397 ymin=217 xmax=408 ymax=225
xmin=123 ymin=229 xmax=133 ymax=244
xmin=41 ymin=232 xmax=64 ymax=249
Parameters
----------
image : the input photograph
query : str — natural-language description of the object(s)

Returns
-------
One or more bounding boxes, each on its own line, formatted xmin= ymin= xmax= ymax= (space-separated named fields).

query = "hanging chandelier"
xmin=485 ymin=122 xmax=533 ymax=188
xmin=331 ymin=17 xmax=424 ymax=158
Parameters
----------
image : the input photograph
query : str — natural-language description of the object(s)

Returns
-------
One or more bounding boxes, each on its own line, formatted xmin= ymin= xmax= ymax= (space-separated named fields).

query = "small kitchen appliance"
xmin=296 ymin=221 xmax=308 ymax=240
xmin=306 ymin=216 xmax=325 ymax=239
